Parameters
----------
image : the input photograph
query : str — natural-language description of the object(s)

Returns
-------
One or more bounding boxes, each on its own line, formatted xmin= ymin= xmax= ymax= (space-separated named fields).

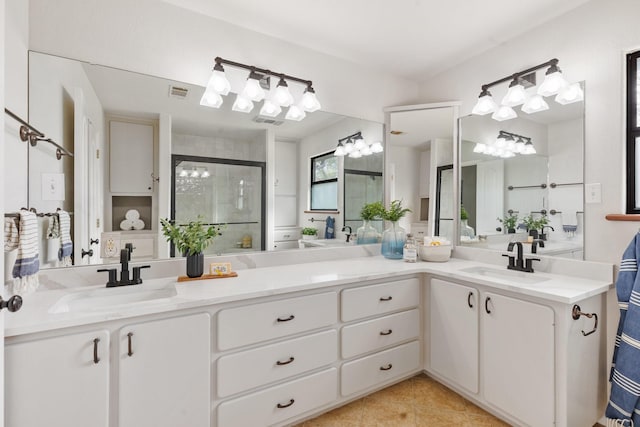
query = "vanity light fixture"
xmin=472 ymin=58 xmax=577 ymax=122
xmin=333 ymin=131 xmax=383 ymax=158
xmin=473 ymin=131 xmax=533 ymax=158
xmin=200 ymin=57 xmax=320 ymax=121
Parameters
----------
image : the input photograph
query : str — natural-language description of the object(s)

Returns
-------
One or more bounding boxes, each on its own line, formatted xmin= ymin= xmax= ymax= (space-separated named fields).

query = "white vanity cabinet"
xmin=6 ymin=329 xmax=110 ymax=427
xmin=118 ymin=313 xmax=211 ymax=427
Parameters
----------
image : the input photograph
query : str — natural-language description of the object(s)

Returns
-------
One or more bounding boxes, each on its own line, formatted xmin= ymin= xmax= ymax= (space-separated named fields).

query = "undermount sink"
xmin=49 ymin=279 xmax=178 ymax=314
xmin=299 ymin=239 xmax=354 ymax=248
xmin=459 ymin=266 xmax=550 ymax=284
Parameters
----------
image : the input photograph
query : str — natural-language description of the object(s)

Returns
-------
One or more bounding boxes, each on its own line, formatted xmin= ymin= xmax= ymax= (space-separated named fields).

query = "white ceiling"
xmin=161 ymin=0 xmax=591 ymax=82
xmin=389 ymin=107 xmax=454 ymax=149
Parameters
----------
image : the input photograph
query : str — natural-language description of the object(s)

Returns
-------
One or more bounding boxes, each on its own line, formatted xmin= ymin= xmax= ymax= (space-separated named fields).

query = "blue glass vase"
xmin=381 ymin=221 xmax=405 ymax=259
xmin=356 ymin=220 xmax=379 ymax=244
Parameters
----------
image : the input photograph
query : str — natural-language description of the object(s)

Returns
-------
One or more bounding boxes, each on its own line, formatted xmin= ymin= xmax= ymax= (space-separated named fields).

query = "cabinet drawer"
xmin=341 ymin=278 xmax=420 ymax=322
xmin=341 ymin=340 xmax=420 ymax=396
xmin=217 ymin=368 xmax=337 ymax=427
xmin=217 ymin=330 xmax=338 ymax=397
xmin=274 ymin=228 xmax=301 ymax=241
xmin=341 ymin=309 xmax=420 ymax=358
xmin=218 ymin=292 xmax=337 ymax=350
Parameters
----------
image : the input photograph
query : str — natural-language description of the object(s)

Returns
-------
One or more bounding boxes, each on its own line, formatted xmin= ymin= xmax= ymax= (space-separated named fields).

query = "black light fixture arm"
xmin=499 ymin=130 xmax=531 ymax=142
xmin=480 ymin=58 xmax=559 ymax=92
xmin=338 ymin=131 xmax=362 ymax=144
xmin=215 ymin=57 xmax=313 ymax=87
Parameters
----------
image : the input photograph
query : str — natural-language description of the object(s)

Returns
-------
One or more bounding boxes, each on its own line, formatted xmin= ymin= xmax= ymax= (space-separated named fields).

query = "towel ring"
xmin=572 ymin=305 xmax=598 ymax=336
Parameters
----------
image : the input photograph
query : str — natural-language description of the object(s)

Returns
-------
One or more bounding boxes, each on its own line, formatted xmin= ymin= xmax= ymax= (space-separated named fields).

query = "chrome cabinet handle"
xmin=380 ymin=364 xmax=393 ymax=371
xmin=468 ymin=291 xmax=474 ymax=308
xmin=379 ymin=329 xmax=393 ymax=336
xmin=277 ymin=315 xmax=295 ymax=322
xmin=93 ymin=338 xmax=100 ymax=364
xmin=485 ymin=297 xmax=492 ymax=314
xmin=127 ymin=332 xmax=134 ymax=356
xmin=277 ymin=399 xmax=295 ymax=409
xmin=379 ymin=296 xmax=393 ymax=302
xmin=276 ymin=356 xmax=295 ymax=366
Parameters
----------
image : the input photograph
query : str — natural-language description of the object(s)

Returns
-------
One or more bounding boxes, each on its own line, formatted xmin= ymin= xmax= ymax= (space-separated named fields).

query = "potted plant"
xmin=520 ymin=214 xmax=549 ymax=239
xmin=497 ymin=213 xmax=518 ymax=234
xmin=460 ymin=205 xmax=475 ymax=239
xmin=357 ymin=201 xmax=384 ymax=244
xmin=160 ymin=217 xmax=223 ymax=278
xmin=301 ymin=227 xmax=318 ymax=240
xmin=381 ymin=200 xmax=411 ymax=259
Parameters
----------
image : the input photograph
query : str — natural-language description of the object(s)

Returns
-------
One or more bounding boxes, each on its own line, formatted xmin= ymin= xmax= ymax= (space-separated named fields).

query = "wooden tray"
xmin=177 ymin=272 xmax=238 ymax=282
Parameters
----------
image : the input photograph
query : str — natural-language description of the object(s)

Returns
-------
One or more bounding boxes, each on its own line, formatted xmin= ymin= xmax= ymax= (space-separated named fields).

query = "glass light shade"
xmin=506 ymin=139 xmax=516 ymax=151
xmin=201 ymin=170 xmax=210 ymax=178
xmin=514 ymin=140 xmax=525 ymax=153
xmin=200 ymin=89 xmax=223 ymax=108
xmin=179 ymin=168 xmax=188 ymax=177
xmin=473 ymin=143 xmax=487 ymax=153
xmin=285 ymin=105 xmax=306 ymax=121
xmin=521 ymin=94 xmax=550 ymax=114
xmin=537 ymin=71 xmax=568 ymax=97
xmin=206 ymin=70 xmax=231 ymax=96
xmin=259 ymin=99 xmax=282 ymax=117
xmin=349 ymin=150 xmax=363 ymax=158
xmin=334 ymin=145 xmax=346 ymax=156
xmin=344 ymin=141 xmax=355 ymax=153
xmin=301 ymin=90 xmax=321 ymax=112
xmin=502 ymin=151 xmax=515 ymax=158
xmin=273 ymin=81 xmax=294 ymax=107
xmin=523 ymin=142 xmax=536 ymax=155
xmin=353 ymin=136 xmax=366 ymax=150
xmin=370 ymin=141 xmax=384 ymax=153
xmin=494 ymin=148 xmax=505 ymax=157
xmin=485 ymin=145 xmax=497 ymax=155
xmin=232 ymin=94 xmax=254 ymax=113
xmin=491 ymin=105 xmax=517 ymax=121
xmin=555 ymin=83 xmax=584 ymax=105
xmin=190 ymin=169 xmax=199 ymax=178
xmin=495 ymin=136 xmax=508 ymax=148
xmin=501 ymin=83 xmax=527 ymax=107
xmin=360 ymin=145 xmax=372 ymax=156
xmin=242 ymin=78 xmax=265 ymax=102
xmin=472 ymin=94 xmax=498 ymax=115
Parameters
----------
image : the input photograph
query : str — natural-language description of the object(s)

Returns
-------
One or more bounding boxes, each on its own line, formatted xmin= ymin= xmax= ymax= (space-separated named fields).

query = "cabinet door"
xmin=430 ymin=278 xmax=479 ymax=393
xmin=119 ymin=313 xmax=211 ymax=427
xmin=6 ymin=330 xmax=110 ymax=427
xmin=110 ymin=121 xmax=154 ymax=194
xmin=274 ymin=140 xmax=297 ymax=196
xmin=482 ymin=292 xmax=554 ymax=427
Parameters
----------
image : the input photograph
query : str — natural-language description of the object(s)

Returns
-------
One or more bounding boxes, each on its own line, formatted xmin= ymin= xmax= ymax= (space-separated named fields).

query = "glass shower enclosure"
xmin=171 ymin=155 xmax=266 ymax=255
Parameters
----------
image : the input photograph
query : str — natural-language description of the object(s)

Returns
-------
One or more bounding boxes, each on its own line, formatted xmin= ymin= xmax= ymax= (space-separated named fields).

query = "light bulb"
xmin=259 ymin=99 xmax=282 ymax=117
xmin=206 ymin=64 xmax=231 ymax=96
xmin=353 ymin=136 xmax=366 ymax=150
xmin=285 ymin=105 xmax=306 ymax=121
xmin=344 ymin=141 xmax=355 ymax=153
xmin=301 ymin=86 xmax=321 ymax=112
xmin=473 ymin=143 xmax=487 ymax=153
xmin=523 ymin=142 xmax=536 ymax=155
xmin=190 ymin=169 xmax=199 ymax=178
xmin=360 ymin=144 xmax=372 ymax=156
xmin=232 ymin=94 xmax=254 ymax=113
xmin=370 ymin=141 xmax=384 ymax=153
xmin=472 ymin=91 xmax=498 ymax=115
xmin=521 ymin=94 xmax=549 ymax=114
xmin=334 ymin=145 xmax=346 ymax=156
xmin=273 ymin=78 xmax=294 ymax=107
xmin=242 ymin=72 xmax=265 ymax=102
xmin=491 ymin=105 xmax=517 ymax=121
xmin=201 ymin=169 xmax=210 ymax=178
xmin=199 ymin=89 xmax=223 ymax=108
xmin=179 ymin=168 xmax=188 ymax=177
xmin=501 ymin=81 xmax=527 ymax=107
xmin=538 ymin=70 xmax=568 ymax=97
xmin=514 ymin=140 xmax=525 ymax=153
xmin=555 ymin=82 xmax=584 ymax=105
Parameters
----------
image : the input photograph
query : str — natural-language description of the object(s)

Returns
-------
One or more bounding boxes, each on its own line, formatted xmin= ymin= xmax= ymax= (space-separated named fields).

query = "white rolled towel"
xmin=132 ymin=219 xmax=145 ymax=230
xmin=120 ymin=219 xmax=136 ymax=230
xmin=125 ymin=209 xmax=140 ymax=221
xmin=561 ymin=211 xmax=577 ymax=226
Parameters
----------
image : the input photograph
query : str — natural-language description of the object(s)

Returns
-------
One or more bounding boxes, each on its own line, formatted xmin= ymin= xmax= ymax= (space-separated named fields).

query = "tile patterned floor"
xmin=294 ymin=373 xmax=511 ymax=427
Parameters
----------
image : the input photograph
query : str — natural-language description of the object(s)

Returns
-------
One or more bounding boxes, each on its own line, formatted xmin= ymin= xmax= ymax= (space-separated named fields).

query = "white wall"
xmin=388 ymin=145 xmax=420 ymax=230
xmin=419 ymin=0 xmax=638 ymax=264
xmin=27 ymin=0 xmax=418 ymax=124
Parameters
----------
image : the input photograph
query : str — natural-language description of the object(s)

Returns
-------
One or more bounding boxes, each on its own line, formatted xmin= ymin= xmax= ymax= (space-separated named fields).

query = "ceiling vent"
xmin=169 ymin=85 xmax=189 ymax=99
xmin=253 ymin=116 xmax=285 ymax=126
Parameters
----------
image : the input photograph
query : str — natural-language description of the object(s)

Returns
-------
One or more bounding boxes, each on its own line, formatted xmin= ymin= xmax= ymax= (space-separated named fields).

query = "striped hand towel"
xmin=11 ymin=209 xmax=40 ymax=293
xmin=57 ymin=210 xmax=72 ymax=267
xmin=606 ymin=232 xmax=640 ymax=426
xmin=4 ymin=217 xmax=19 ymax=252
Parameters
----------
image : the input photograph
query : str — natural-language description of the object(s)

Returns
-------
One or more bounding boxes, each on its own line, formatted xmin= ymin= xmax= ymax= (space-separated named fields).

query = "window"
xmin=627 ymin=50 xmax=640 ymax=213
xmin=310 ymin=152 xmax=338 ymax=210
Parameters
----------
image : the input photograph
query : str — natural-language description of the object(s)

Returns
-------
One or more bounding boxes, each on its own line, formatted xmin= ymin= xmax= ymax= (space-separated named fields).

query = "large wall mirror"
xmin=21 ymin=51 xmax=383 ymax=270
xmin=458 ymin=83 xmax=584 ymax=259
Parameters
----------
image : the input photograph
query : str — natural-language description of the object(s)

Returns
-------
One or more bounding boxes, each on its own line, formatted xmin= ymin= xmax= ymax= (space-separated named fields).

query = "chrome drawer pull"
xmin=379 ymin=329 xmax=393 ymax=336
xmin=127 ymin=332 xmax=134 ymax=356
xmin=277 ymin=315 xmax=295 ymax=322
xmin=276 ymin=356 xmax=295 ymax=366
xmin=93 ymin=338 xmax=100 ymax=364
xmin=277 ymin=399 xmax=295 ymax=409
xmin=380 ymin=364 xmax=393 ymax=371
xmin=379 ymin=296 xmax=393 ymax=302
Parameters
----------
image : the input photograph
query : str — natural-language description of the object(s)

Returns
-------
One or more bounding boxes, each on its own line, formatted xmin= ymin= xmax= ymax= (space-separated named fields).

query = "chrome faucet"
xmin=97 ymin=243 xmax=150 ymax=287
xmin=503 ymin=241 xmax=540 ymax=273
xmin=342 ymin=225 xmax=353 ymax=243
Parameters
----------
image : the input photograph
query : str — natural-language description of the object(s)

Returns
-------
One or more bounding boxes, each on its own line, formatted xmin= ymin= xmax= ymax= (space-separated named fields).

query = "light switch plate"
xmin=41 ymin=173 xmax=65 ymax=201
xmin=585 ymin=183 xmax=601 ymax=204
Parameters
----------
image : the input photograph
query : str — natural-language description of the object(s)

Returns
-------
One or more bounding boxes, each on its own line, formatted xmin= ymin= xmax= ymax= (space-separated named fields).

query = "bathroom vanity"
xmin=4 ymin=252 xmax=612 ymax=427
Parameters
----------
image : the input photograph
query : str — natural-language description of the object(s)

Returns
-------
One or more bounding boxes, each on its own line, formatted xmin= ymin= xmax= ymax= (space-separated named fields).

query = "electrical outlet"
xmin=585 ymin=183 xmax=601 ymax=204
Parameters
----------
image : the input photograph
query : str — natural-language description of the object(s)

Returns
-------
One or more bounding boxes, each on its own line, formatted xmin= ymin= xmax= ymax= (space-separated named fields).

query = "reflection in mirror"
xmin=459 ymin=83 xmax=584 ymax=259
xmin=343 ymin=153 xmax=384 ymax=234
xmin=22 ymin=51 xmax=383 ymax=270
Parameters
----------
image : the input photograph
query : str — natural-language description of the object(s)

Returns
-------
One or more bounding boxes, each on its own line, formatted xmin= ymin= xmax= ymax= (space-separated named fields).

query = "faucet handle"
xmin=97 ymin=268 xmax=118 ymax=287
xmin=501 ymin=253 xmax=516 ymax=268
xmin=524 ymin=257 xmax=541 ymax=273
xmin=132 ymin=265 xmax=151 ymax=285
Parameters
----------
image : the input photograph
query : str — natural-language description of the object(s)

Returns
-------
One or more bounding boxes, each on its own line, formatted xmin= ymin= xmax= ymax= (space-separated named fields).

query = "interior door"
xmin=87 ymin=121 xmax=103 ymax=264
xmin=475 ymin=159 xmax=504 ymax=235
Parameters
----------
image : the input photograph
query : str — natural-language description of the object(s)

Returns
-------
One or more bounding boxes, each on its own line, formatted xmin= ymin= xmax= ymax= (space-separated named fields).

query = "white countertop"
xmin=5 ymin=256 xmax=612 ymax=337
